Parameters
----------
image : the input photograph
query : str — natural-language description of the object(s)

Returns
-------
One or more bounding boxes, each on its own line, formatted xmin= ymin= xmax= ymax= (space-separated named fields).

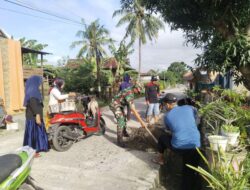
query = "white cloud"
xmin=128 ymin=25 xmax=202 ymax=72
xmin=45 ymin=55 xmax=62 ymax=65
xmin=1 ymin=0 xmax=202 ymax=72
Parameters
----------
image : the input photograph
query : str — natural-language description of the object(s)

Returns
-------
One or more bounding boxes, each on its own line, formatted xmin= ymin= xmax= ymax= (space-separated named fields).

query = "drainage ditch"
xmin=125 ymin=126 xmax=183 ymax=190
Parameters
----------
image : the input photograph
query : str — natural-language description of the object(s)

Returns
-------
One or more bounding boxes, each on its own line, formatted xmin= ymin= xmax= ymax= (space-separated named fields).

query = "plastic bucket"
xmin=225 ymin=132 xmax=240 ymax=146
xmin=208 ymin=135 xmax=228 ymax=152
xmin=6 ymin=122 xmax=19 ymax=130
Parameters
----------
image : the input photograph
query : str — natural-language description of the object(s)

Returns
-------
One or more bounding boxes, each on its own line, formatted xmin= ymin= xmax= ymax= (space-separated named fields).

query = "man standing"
xmin=119 ymin=74 xmax=132 ymax=120
xmin=109 ymin=82 xmax=143 ymax=147
xmin=145 ymin=76 xmax=160 ymax=125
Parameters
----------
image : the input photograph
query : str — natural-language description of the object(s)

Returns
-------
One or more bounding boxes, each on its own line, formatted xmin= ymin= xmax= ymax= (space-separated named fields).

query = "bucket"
xmin=224 ymin=132 xmax=240 ymax=146
xmin=6 ymin=122 xmax=19 ymax=130
xmin=208 ymin=135 xmax=228 ymax=152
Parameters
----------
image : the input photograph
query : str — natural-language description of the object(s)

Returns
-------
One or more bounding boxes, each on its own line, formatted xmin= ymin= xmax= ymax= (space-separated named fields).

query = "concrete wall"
xmin=0 ymin=50 xmax=5 ymax=101
xmin=0 ymin=38 xmax=24 ymax=114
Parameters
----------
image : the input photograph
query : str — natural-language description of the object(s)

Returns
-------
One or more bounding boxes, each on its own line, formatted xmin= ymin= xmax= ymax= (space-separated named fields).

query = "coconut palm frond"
xmin=70 ymin=40 xmax=84 ymax=49
xmin=76 ymin=45 xmax=88 ymax=58
xmin=116 ymin=13 xmax=134 ymax=27
xmin=112 ymin=9 xmax=129 ymax=18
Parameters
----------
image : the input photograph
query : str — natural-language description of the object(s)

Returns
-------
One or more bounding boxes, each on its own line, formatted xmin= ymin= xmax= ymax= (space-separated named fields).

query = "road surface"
xmin=0 ymin=86 xmax=186 ymax=190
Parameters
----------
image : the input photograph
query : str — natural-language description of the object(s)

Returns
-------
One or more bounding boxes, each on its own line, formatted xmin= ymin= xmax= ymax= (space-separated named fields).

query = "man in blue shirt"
xmin=152 ymin=93 xmax=200 ymax=165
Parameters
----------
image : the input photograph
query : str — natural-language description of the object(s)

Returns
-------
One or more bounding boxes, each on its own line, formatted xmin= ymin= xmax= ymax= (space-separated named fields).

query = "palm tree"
xmin=109 ymin=40 xmax=134 ymax=79
xmin=113 ymin=0 xmax=165 ymax=79
xmin=71 ymin=19 xmax=113 ymax=96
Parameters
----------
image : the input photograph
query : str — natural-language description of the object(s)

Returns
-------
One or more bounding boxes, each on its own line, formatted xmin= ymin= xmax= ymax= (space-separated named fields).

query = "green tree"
xmin=113 ymin=0 xmax=164 ymax=79
xmin=20 ymin=37 xmax=48 ymax=66
xmin=143 ymin=0 xmax=250 ymax=90
xmin=57 ymin=61 xmax=96 ymax=94
xmin=159 ymin=62 xmax=187 ymax=85
xmin=159 ymin=70 xmax=178 ymax=87
xmin=71 ymin=19 xmax=113 ymax=96
xmin=167 ymin=62 xmax=188 ymax=83
xmin=109 ymin=41 xmax=134 ymax=79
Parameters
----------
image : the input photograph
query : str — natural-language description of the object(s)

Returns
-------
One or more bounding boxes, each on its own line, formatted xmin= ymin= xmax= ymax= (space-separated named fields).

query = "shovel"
xmin=131 ymin=107 xmax=158 ymax=144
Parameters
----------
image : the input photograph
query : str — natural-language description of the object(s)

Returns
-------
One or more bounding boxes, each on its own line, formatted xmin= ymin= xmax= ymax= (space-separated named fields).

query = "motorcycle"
xmin=47 ymin=95 xmax=106 ymax=152
xmin=0 ymin=146 xmax=35 ymax=190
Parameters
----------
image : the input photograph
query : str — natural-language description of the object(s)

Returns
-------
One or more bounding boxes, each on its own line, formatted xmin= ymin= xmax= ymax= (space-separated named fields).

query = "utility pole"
xmin=163 ymin=71 xmax=166 ymax=89
xmin=96 ymin=49 xmax=101 ymax=97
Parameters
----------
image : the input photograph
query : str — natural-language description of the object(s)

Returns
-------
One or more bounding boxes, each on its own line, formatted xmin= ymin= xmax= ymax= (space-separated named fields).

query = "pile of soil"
xmin=125 ymin=126 xmax=165 ymax=151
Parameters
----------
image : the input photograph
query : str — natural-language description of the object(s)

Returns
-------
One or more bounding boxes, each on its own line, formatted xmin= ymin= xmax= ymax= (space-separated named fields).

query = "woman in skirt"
xmin=23 ymin=75 xmax=49 ymax=157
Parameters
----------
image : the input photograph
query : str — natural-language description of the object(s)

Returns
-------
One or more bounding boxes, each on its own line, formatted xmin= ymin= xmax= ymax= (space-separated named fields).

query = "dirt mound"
xmin=125 ymin=126 xmax=165 ymax=151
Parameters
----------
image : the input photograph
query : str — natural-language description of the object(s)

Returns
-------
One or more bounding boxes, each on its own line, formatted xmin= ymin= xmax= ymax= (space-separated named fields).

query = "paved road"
xmin=0 ymin=87 xmax=186 ymax=190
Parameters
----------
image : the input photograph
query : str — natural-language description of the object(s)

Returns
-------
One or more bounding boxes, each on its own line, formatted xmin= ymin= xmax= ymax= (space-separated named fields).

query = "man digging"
xmin=109 ymin=81 xmax=145 ymax=147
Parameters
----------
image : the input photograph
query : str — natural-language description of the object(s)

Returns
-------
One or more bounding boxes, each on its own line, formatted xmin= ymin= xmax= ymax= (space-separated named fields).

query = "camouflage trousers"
xmin=109 ymin=105 xmax=126 ymax=129
xmin=109 ymin=104 xmax=127 ymax=146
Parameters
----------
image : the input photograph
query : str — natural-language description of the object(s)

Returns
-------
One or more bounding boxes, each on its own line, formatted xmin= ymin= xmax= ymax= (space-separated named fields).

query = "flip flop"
xmin=151 ymin=158 xmax=164 ymax=165
xmin=35 ymin=153 xmax=41 ymax=158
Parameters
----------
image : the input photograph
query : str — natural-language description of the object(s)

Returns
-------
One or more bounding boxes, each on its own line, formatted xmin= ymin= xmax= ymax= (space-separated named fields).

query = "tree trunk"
xmin=96 ymin=50 xmax=101 ymax=97
xmin=239 ymin=64 xmax=250 ymax=91
xmin=138 ymin=38 xmax=142 ymax=80
xmin=240 ymin=26 xmax=250 ymax=91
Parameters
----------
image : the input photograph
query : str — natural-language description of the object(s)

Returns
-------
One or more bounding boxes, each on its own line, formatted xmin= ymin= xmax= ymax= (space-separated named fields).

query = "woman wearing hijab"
xmin=23 ymin=75 xmax=49 ymax=157
xmin=48 ymin=78 xmax=75 ymax=111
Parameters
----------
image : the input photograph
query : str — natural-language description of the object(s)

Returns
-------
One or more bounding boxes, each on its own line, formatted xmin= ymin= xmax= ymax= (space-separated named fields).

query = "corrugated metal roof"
xmin=21 ymin=47 xmax=51 ymax=55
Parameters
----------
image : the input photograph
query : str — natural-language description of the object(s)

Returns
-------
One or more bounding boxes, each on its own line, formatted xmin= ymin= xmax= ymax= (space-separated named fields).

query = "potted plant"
xmin=222 ymin=124 xmax=240 ymax=146
xmin=208 ymin=135 xmax=228 ymax=152
xmin=187 ymin=149 xmax=250 ymax=190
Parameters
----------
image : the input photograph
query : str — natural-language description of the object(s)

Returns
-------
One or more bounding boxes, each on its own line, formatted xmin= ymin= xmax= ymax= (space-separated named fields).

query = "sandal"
xmin=35 ymin=153 xmax=41 ymax=158
xmin=151 ymin=158 xmax=164 ymax=165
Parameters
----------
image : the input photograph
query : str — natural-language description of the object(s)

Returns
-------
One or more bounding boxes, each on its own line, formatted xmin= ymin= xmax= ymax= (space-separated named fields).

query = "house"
xmin=66 ymin=59 xmax=84 ymax=69
xmin=140 ymin=72 xmax=159 ymax=82
xmin=183 ymin=68 xmax=233 ymax=92
xmin=0 ymin=28 xmax=50 ymax=114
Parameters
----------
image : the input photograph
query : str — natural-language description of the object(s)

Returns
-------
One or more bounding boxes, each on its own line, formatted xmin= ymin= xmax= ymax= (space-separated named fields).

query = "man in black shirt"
xmin=145 ymin=76 xmax=160 ymax=125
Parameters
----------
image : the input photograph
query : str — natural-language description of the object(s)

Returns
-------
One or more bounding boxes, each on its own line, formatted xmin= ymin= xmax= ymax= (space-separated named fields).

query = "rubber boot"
xmin=122 ymin=128 xmax=129 ymax=137
xmin=117 ymin=126 xmax=125 ymax=147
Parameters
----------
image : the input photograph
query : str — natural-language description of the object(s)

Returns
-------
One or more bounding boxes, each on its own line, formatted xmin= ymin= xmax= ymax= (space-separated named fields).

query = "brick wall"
xmin=0 ymin=38 xmax=25 ymax=114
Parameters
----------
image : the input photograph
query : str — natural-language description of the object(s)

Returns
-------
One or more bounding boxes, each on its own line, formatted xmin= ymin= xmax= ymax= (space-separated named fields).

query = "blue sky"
xmin=0 ymin=0 xmax=201 ymax=72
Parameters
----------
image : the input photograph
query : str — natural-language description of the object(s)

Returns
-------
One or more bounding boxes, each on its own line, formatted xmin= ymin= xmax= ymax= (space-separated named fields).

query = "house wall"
xmin=141 ymin=76 xmax=152 ymax=82
xmin=0 ymin=50 xmax=4 ymax=101
xmin=0 ymin=38 xmax=24 ymax=114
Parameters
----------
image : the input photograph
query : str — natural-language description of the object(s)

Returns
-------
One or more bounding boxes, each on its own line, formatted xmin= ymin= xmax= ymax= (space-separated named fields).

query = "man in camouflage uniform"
xmin=109 ymin=83 xmax=143 ymax=147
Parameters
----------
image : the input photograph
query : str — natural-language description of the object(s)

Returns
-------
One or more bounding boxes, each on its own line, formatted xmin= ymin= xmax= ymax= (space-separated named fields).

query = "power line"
xmin=56 ymin=2 xmax=83 ymax=20
xmin=4 ymin=0 xmax=83 ymax=25
xmin=0 ymin=6 xmax=81 ymax=27
xmin=16 ymin=0 xmax=83 ymax=19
